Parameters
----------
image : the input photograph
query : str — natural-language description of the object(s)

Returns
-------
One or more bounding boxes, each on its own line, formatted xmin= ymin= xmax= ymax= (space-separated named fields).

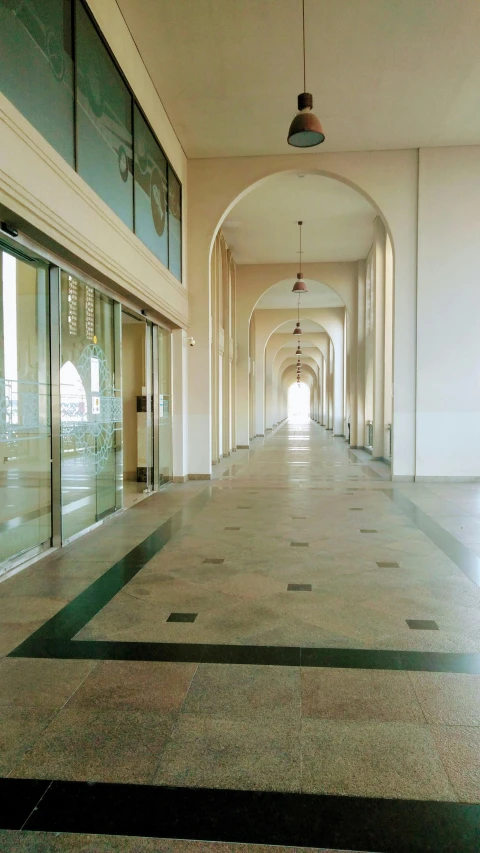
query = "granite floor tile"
xmin=432 ymin=725 xmax=480 ymax=803
xmin=301 ymin=668 xmax=425 ymax=722
xmin=301 ymin=719 xmax=456 ymax=800
xmin=66 ymin=661 xmax=197 ymax=713
xmin=154 ymin=714 xmax=301 ymax=792
xmin=0 ymin=707 xmax=57 ymax=775
xmin=408 ymin=672 xmax=480 ymax=724
xmin=0 ymin=832 xmax=361 ymax=852
xmin=0 ymin=659 xmax=97 ymax=709
xmin=181 ymin=664 xmax=301 ymax=720
xmin=13 ymin=706 xmax=176 ymax=784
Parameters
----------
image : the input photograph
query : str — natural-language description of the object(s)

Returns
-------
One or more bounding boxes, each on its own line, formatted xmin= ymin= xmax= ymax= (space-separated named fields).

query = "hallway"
xmin=0 ymin=421 xmax=480 ymax=851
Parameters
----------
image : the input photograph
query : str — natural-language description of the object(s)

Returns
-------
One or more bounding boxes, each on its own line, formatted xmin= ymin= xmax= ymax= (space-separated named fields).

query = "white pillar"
xmin=373 ymin=218 xmax=386 ymax=458
xmin=172 ymin=329 xmax=189 ymax=481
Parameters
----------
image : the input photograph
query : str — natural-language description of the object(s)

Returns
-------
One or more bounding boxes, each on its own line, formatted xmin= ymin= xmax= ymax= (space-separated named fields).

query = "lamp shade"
xmin=288 ymin=93 xmax=325 ymax=148
xmin=292 ymin=276 xmax=308 ymax=293
xmin=293 ymin=322 xmax=302 ymax=335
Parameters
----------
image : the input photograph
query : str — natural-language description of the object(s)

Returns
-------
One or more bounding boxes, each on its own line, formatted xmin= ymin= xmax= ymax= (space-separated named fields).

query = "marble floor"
xmin=0 ymin=418 xmax=480 ymax=851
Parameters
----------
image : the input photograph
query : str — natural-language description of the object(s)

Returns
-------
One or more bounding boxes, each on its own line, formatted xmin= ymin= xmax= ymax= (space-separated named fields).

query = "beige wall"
xmin=121 ymin=320 xmax=145 ymax=478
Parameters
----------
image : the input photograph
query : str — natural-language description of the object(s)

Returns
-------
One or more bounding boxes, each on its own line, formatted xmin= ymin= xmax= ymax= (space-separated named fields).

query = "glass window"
xmin=75 ymin=1 xmax=133 ymax=228
xmin=0 ymin=248 xmax=51 ymax=569
xmin=60 ymin=271 xmax=121 ymax=540
xmin=133 ymin=106 xmax=168 ymax=267
xmin=168 ymin=167 xmax=182 ymax=281
xmin=0 ymin=0 xmax=74 ymax=165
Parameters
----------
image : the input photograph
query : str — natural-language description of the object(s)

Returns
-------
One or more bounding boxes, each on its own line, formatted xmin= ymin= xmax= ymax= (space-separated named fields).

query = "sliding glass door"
xmin=0 ymin=247 xmax=51 ymax=570
xmin=60 ymin=272 xmax=121 ymax=541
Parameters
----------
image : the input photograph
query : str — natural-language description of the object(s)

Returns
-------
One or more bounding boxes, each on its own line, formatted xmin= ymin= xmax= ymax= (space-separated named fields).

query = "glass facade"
xmin=0 ymin=240 xmax=173 ymax=575
xmin=0 ymin=246 xmax=51 ymax=566
xmin=0 ymin=0 xmax=182 ymax=280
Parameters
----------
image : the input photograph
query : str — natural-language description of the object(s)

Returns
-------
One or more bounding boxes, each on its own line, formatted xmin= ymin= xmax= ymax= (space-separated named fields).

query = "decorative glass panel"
xmin=133 ymin=106 xmax=168 ymax=267
xmin=75 ymin=1 xmax=133 ymax=228
xmin=0 ymin=0 xmax=74 ymax=165
xmin=60 ymin=272 xmax=121 ymax=540
xmin=168 ymin=166 xmax=182 ymax=281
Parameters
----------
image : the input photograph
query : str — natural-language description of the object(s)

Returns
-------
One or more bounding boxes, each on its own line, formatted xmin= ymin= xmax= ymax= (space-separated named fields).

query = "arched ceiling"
xmin=274 ymin=319 xmax=326 ymax=335
xmin=257 ymin=278 xmax=344 ymax=310
xmin=117 ymin=0 xmax=480 ymax=158
xmin=223 ymin=174 xmax=375 ymax=264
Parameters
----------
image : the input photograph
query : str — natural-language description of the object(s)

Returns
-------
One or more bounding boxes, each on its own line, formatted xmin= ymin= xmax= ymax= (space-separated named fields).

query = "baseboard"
xmin=392 ymin=474 xmax=415 ymax=482
xmin=188 ymin=473 xmax=211 ymax=480
xmin=414 ymin=475 xmax=480 ymax=483
xmin=255 ymin=434 xmax=264 ymax=438
xmin=172 ymin=475 xmax=188 ymax=483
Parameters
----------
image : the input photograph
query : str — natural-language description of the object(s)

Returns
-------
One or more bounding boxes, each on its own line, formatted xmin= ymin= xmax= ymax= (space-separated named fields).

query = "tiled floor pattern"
xmin=1 ymin=419 xmax=480 ymax=849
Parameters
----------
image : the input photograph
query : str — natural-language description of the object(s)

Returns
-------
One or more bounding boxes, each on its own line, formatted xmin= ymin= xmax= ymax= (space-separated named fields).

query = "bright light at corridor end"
xmin=288 ymin=382 xmax=310 ymax=419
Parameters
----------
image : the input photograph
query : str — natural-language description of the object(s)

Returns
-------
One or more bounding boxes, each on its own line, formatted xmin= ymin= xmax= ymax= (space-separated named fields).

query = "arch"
xmin=209 ymin=167 xmax=394 ymax=262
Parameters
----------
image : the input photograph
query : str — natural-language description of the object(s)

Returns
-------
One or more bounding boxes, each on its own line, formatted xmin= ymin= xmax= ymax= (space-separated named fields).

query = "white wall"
xmin=417 ymin=146 xmax=480 ymax=478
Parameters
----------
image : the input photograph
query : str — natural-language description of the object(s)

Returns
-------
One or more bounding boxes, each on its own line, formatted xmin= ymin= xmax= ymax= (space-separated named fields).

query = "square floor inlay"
xmin=237 ymin=506 xmax=252 ymax=509
xmin=167 ymin=613 xmax=198 ymax=623
xmin=288 ymin=584 xmax=312 ymax=591
xmin=290 ymin=542 xmax=309 ymax=547
xmin=292 ymin=516 xmax=307 ymax=519
xmin=203 ymin=558 xmax=224 ymax=564
xmin=406 ymin=619 xmax=439 ymax=631
xmin=350 ymin=508 xmax=363 ymax=511
xmin=360 ymin=529 xmax=377 ymax=533
xmin=377 ymin=561 xmax=400 ymax=568
xmin=225 ymin=527 xmax=241 ymax=531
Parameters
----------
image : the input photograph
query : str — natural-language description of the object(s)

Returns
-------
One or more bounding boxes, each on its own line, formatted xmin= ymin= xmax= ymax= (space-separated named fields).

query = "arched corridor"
xmin=2 ymin=1 xmax=480 ymax=848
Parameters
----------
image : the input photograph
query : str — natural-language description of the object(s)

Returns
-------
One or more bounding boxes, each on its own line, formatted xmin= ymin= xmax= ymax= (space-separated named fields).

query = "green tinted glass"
xmin=133 ymin=106 xmax=168 ymax=267
xmin=0 ymin=0 xmax=74 ymax=165
xmin=75 ymin=1 xmax=133 ymax=228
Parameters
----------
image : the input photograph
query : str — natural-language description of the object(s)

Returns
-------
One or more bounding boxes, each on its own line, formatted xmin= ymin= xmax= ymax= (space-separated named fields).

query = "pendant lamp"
xmin=292 ymin=221 xmax=308 ymax=293
xmin=287 ymin=0 xmax=325 ymax=148
xmin=296 ymin=344 xmax=302 ymax=355
xmin=293 ymin=294 xmax=303 ymax=335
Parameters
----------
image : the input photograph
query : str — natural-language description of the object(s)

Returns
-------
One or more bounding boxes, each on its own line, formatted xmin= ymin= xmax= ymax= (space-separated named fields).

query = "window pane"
xmin=0 ymin=250 xmax=51 ymax=569
xmin=168 ymin=167 xmax=182 ymax=281
xmin=133 ymin=106 xmax=168 ymax=267
xmin=75 ymin=1 xmax=133 ymax=228
xmin=0 ymin=0 xmax=74 ymax=165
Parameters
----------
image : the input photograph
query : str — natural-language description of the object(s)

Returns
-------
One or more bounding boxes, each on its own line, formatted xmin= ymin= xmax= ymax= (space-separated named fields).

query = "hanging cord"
xmin=299 ymin=220 xmax=303 ymax=275
xmin=302 ymin=0 xmax=306 ymax=92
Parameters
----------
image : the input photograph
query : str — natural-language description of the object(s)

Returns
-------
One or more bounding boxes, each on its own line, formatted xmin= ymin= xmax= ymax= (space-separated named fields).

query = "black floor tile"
xmin=360 ymin=529 xmax=377 ymax=533
xmin=19 ymin=779 xmax=480 ymax=852
xmin=350 ymin=507 xmax=363 ymax=511
xmin=407 ymin=619 xmax=439 ymax=631
xmin=203 ymin=558 xmax=224 ymax=564
xmin=292 ymin=516 xmax=307 ymax=519
xmin=290 ymin=542 xmax=309 ymax=547
xmin=0 ymin=778 xmax=50 ymax=830
xmin=377 ymin=561 xmax=400 ymax=568
xmin=288 ymin=583 xmax=312 ymax=591
xmin=225 ymin=527 xmax=241 ymax=530
xmin=201 ymin=644 xmax=300 ymax=666
xmin=167 ymin=613 xmax=198 ymax=623
xmin=237 ymin=506 xmax=252 ymax=509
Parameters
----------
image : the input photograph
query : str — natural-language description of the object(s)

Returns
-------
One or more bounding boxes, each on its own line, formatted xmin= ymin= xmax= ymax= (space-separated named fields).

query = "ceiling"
xmin=274 ymin=319 xmax=326 ymax=334
xmin=257 ymin=278 xmax=344 ymax=309
xmin=116 ymin=0 xmax=480 ymax=158
xmin=223 ymin=173 xmax=375 ymax=264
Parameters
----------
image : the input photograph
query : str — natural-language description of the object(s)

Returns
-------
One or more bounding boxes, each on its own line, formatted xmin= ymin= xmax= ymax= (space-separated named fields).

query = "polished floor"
xmin=1 ymin=419 xmax=480 ymax=851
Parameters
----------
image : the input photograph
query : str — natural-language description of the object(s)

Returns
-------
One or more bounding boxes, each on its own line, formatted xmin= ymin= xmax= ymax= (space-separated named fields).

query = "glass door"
xmin=0 ymin=246 xmax=51 ymax=571
xmin=157 ymin=326 xmax=172 ymax=485
xmin=60 ymin=272 xmax=121 ymax=541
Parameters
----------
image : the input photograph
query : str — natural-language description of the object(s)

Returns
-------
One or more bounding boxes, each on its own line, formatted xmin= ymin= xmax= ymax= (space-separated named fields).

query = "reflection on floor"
xmin=0 ymin=419 xmax=480 ymax=851
xmin=122 ymin=478 xmax=154 ymax=510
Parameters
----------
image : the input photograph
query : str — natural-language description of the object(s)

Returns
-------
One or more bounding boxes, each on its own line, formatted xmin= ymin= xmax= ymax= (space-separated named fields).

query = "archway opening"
xmin=288 ymin=381 xmax=310 ymax=421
